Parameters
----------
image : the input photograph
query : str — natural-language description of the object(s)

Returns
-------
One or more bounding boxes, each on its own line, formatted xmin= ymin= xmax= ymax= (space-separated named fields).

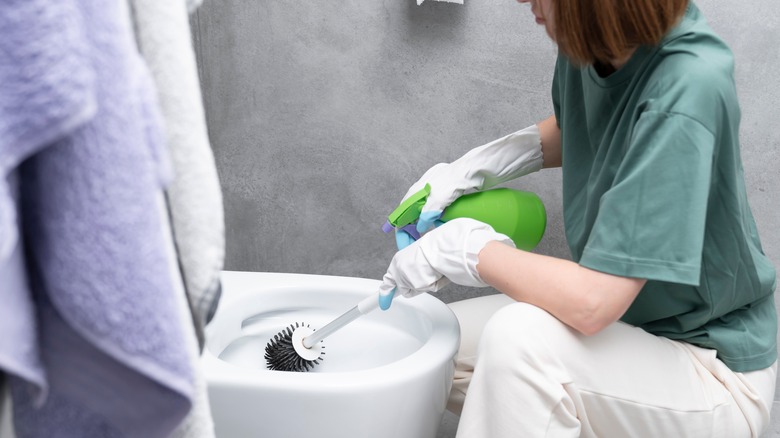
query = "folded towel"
xmin=129 ymin=0 xmax=226 ymax=351
xmin=1 ymin=0 xmax=194 ymax=436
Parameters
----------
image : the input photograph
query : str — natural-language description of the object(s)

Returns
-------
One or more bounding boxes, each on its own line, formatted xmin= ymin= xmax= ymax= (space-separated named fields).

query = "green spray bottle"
xmin=385 ymin=184 xmax=547 ymax=251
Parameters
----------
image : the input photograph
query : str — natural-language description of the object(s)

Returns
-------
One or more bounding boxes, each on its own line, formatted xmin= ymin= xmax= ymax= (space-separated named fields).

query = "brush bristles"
xmin=265 ymin=322 xmax=325 ymax=372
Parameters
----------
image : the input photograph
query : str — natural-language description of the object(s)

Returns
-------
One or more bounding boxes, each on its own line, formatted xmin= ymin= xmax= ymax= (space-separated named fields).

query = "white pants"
xmin=447 ymin=294 xmax=777 ymax=438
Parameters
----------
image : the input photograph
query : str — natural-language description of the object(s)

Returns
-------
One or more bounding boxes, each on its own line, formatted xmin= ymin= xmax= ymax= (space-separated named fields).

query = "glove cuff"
xmin=463 ymin=228 xmax=515 ymax=286
xmin=418 ymin=219 xmax=515 ymax=288
xmin=463 ymin=124 xmax=544 ymax=190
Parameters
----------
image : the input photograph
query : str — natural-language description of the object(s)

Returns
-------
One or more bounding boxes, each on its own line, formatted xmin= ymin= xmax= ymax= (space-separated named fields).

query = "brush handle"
xmin=301 ymin=293 xmax=382 ymax=348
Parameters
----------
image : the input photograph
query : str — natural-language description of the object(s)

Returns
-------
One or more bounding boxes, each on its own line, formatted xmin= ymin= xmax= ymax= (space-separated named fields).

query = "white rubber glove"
xmin=378 ymin=218 xmax=515 ymax=310
xmin=397 ymin=124 xmax=544 ymax=243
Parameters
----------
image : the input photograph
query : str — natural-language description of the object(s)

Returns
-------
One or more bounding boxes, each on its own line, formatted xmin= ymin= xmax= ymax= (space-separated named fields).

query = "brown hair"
xmin=552 ymin=0 xmax=689 ymax=66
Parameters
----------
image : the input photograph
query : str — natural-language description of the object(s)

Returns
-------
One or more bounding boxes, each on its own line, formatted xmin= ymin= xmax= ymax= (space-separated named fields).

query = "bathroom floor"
xmin=437 ymin=411 xmax=459 ymax=437
xmin=2 ymin=387 xmax=780 ymax=437
xmin=436 ymin=404 xmax=780 ymax=437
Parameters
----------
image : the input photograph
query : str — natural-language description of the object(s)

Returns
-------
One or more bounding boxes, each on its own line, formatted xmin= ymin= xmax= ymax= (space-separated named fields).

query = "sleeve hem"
xmin=579 ymin=247 xmax=701 ymax=286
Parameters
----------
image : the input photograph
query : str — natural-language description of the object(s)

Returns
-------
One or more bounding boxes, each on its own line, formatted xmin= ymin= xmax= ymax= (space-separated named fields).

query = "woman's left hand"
xmin=377 ymin=218 xmax=515 ymax=310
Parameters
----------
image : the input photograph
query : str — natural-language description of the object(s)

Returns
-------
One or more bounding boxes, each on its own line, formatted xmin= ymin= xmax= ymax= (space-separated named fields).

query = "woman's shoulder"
xmin=652 ymin=4 xmax=736 ymax=88
xmin=638 ymin=27 xmax=739 ymax=129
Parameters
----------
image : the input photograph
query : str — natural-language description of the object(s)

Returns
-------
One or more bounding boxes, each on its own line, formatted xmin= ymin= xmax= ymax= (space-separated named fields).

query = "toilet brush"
xmin=266 ymin=187 xmax=547 ymax=372
xmin=264 ymin=292 xmax=387 ymax=372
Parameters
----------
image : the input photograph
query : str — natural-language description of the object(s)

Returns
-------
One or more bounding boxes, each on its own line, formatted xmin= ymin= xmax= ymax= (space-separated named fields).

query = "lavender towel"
xmin=1 ymin=0 xmax=194 ymax=436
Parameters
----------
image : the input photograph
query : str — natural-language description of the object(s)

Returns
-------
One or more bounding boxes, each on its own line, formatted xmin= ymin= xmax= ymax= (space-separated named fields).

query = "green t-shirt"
xmin=552 ymin=2 xmax=777 ymax=372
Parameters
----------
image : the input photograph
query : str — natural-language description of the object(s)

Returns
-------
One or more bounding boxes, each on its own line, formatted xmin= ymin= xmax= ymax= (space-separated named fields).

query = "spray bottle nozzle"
xmin=387 ymin=184 xmax=431 ymax=228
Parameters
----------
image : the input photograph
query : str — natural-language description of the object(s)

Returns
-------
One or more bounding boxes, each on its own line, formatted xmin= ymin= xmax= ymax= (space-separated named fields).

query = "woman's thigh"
xmin=450 ymin=297 xmax=773 ymax=437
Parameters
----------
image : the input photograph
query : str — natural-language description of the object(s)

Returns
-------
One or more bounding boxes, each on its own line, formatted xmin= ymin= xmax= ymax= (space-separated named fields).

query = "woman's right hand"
xmin=387 ymin=123 xmax=546 ymax=249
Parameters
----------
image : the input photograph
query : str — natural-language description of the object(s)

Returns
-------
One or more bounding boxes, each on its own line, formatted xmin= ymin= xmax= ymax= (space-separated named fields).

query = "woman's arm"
xmin=538 ymin=115 xmax=562 ymax=169
xmin=501 ymin=115 xmax=642 ymax=334
xmin=477 ymin=241 xmax=646 ymax=336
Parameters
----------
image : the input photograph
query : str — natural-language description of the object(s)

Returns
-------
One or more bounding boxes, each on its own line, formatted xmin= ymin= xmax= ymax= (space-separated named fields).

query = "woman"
xmin=378 ymin=0 xmax=777 ymax=436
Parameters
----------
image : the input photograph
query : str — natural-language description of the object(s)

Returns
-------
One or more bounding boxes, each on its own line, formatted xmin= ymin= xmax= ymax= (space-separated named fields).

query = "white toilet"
xmin=202 ymin=271 xmax=461 ymax=438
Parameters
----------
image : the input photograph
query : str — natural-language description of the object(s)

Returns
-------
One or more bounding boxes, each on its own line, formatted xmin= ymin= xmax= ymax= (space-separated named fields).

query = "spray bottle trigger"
xmin=387 ymin=183 xmax=431 ymax=228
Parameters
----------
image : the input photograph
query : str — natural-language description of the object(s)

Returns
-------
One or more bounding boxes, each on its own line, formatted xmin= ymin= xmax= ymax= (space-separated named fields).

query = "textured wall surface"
xmin=191 ymin=0 xmax=566 ymax=298
xmin=191 ymin=0 xmax=779 ymax=435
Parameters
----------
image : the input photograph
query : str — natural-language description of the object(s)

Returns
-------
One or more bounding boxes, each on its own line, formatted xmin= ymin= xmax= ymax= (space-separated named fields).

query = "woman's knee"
xmin=477 ymin=302 xmax=574 ymax=367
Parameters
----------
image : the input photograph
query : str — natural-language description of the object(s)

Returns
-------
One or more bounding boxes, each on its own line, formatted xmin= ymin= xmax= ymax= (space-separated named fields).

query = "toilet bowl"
xmin=202 ymin=271 xmax=460 ymax=438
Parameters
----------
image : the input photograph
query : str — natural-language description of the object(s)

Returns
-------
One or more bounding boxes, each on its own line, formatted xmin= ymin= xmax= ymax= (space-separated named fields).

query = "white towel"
xmin=156 ymin=194 xmax=216 ymax=438
xmin=128 ymin=0 xmax=226 ymax=350
xmin=127 ymin=0 xmax=222 ymax=436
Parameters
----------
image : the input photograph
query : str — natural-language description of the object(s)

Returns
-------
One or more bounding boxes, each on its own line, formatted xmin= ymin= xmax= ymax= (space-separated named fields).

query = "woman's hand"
xmin=377 ymin=218 xmax=515 ymax=310
xmin=387 ymin=123 xmax=546 ymax=249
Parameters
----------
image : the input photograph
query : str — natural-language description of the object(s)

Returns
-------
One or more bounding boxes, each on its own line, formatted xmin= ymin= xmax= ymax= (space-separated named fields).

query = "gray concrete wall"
xmin=191 ymin=1 xmax=779 ymax=434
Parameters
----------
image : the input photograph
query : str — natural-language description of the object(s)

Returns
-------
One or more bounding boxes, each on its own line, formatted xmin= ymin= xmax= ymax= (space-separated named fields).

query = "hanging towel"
xmin=155 ymin=192 xmax=216 ymax=438
xmin=1 ymin=0 xmax=97 ymax=411
xmin=0 ymin=0 xmax=97 ymax=272
xmin=129 ymin=0 xmax=226 ymax=351
xmin=0 ymin=0 xmax=194 ymax=436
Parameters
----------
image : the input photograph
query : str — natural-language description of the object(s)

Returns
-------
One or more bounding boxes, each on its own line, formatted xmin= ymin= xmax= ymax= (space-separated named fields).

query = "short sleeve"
xmin=579 ymin=111 xmax=715 ymax=285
